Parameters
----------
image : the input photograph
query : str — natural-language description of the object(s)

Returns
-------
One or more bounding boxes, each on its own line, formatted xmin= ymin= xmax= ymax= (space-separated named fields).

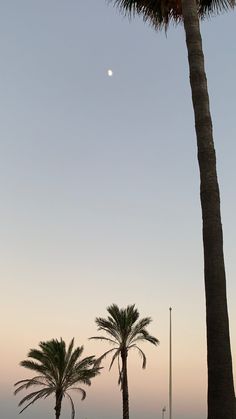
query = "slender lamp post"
xmin=169 ymin=307 xmax=172 ymax=419
xmin=162 ymin=406 xmax=166 ymax=419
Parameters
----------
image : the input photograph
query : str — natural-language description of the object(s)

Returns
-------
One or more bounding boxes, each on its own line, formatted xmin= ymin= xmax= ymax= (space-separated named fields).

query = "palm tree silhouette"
xmin=90 ymin=303 xmax=159 ymax=419
xmin=14 ymin=338 xmax=100 ymax=419
xmin=106 ymin=2 xmax=236 ymax=418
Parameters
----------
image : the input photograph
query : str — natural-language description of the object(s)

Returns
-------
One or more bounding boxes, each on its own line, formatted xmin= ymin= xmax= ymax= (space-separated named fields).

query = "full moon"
xmin=107 ymin=69 xmax=113 ymax=77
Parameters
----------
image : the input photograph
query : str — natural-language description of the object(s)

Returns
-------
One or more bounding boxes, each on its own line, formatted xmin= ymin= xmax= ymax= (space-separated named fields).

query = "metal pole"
xmin=162 ymin=406 xmax=166 ymax=419
xmin=169 ymin=307 xmax=172 ymax=419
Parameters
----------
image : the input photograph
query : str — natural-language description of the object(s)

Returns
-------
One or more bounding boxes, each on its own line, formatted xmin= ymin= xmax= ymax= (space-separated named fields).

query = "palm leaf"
xmin=89 ymin=336 xmax=118 ymax=345
xmin=94 ymin=348 xmax=118 ymax=366
xmin=129 ymin=344 xmax=147 ymax=368
xmin=20 ymin=360 xmax=46 ymax=374
xmin=131 ymin=333 xmax=159 ymax=346
xmin=63 ymin=346 xmax=84 ymax=385
xmin=18 ymin=388 xmax=52 ymax=413
xmin=109 ymin=349 xmax=121 ymax=370
xmin=95 ymin=318 xmax=121 ymax=342
xmin=69 ymin=387 xmax=87 ymax=400
xmin=14 ymin=377 xmax=49 ymax=395
xmin=107 ymin=0 xmax=235 ymax=29
xmin=66 ymin=392 xmax=75 ymax=419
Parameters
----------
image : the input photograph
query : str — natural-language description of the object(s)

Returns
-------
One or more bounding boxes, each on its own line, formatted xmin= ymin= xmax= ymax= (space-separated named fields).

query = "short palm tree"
xmin=90 ymin=304 xmax=159 ymax=419
xmin=14 ymin=338 xmax=100 ymax=419
xmin=107 ymin=2 xmax=236 ymax=418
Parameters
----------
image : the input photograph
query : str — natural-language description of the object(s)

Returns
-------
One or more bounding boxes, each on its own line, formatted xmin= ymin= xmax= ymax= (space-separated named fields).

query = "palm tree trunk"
xmin=181 ymin=0 xmax=235 ymax=418
xmin=55 ymin=391 xmax=63 ymax=419
xmin=121 ymin=350 xmax=129 ymax=419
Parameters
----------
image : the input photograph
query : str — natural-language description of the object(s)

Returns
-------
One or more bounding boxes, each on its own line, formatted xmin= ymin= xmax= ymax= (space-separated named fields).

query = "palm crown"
xmin=90 ymin=304 xmax=159 ymax=385
xmin=108 ymin=0 xmax=235 ymax=28
xmin=14 ymin=338 xmax=100 ymax=418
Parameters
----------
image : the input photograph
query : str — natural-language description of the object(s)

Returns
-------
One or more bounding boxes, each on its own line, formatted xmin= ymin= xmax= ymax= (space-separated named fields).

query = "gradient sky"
xmin=0 ymin=2 xmax=235 ymax=419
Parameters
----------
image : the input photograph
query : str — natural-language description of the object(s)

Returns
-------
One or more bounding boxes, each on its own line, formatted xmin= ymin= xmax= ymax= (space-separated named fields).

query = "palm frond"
xmin=118 ymin=355 xmax=122 ymax=387
xmin=18 ymin=388 xmax=52 ymax=413
xmin=107 ymin=0 xmax=235 ymax=29
xmin=131 ymin=333 xmax=159 ymax=347
xmin=127 ymin=317 xmax=151 ymax=343
xmin=66 ymin=363 xmax=101 ymax=389
xmin=14 ymin=376 xmax=49 ymax=395
xmin=94 ymin=348 xmax=118 ymax=366
xmin=65 ymin=338 xmax=75 ymax=366
xmin=63 ymin=345 xmax=84 ymax=385
xmin=94 ymin=318 xmax=121 ymax=342
xmin=89 ymin=336 xmax=117 ymax=345
xmin=38 ymin=339 xmax=65 ymax=383
xmin=66 ymin=392 xmax=75 ymax=419
xmin=26 ymin=349 xmax=45 ymax=361
xmin=199 ymin=0 xmax=235 ymax=18
xmin=104 ymin=304 xmax=140 ymax=344
xmin=129 ymin=344 xmax=147 ymax=368
xmin=75 ymin=355 xmax=95 ymax=369
xmin=69 ymin=387 xmax=87 ymax=400
xmin=19 ymin=360 xmax=48 ymax=375
xmin=67 ymin=376 xmax=91 ymax=388
xmin=109 ymin=349 xmax=121 ymax=370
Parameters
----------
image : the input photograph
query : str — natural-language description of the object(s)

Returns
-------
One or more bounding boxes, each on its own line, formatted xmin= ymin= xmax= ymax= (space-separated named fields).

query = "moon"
xmin=107 ymin=69 xmax=113 ymax=77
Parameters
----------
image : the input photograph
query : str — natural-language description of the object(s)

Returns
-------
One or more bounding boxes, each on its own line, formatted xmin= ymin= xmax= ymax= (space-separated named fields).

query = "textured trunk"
xmin=181 ymin=0 xmax=235 ymax=418
xmin=54 ymin=391 xmax=63 ymax=419
xmin=121 ymin=350 xmax=129 ymax=419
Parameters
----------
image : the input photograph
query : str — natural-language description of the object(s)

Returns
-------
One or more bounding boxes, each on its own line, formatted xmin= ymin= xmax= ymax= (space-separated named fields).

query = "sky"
xmin=0 ymin=1 xmax=235 ymax=419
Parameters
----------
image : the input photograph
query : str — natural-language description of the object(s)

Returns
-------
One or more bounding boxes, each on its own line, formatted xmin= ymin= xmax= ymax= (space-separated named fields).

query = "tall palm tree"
xmin=90 ymin=303 xmax=159 ymax=419
xmin=107 ymin=1 xmax=236 ymax=418
xmin=14 ymin=338 xmax=100 ymax=419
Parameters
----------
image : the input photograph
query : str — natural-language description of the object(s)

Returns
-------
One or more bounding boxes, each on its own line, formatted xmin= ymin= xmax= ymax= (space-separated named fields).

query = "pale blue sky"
xmin=0 ymin=2 xmax=235 ymax=419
